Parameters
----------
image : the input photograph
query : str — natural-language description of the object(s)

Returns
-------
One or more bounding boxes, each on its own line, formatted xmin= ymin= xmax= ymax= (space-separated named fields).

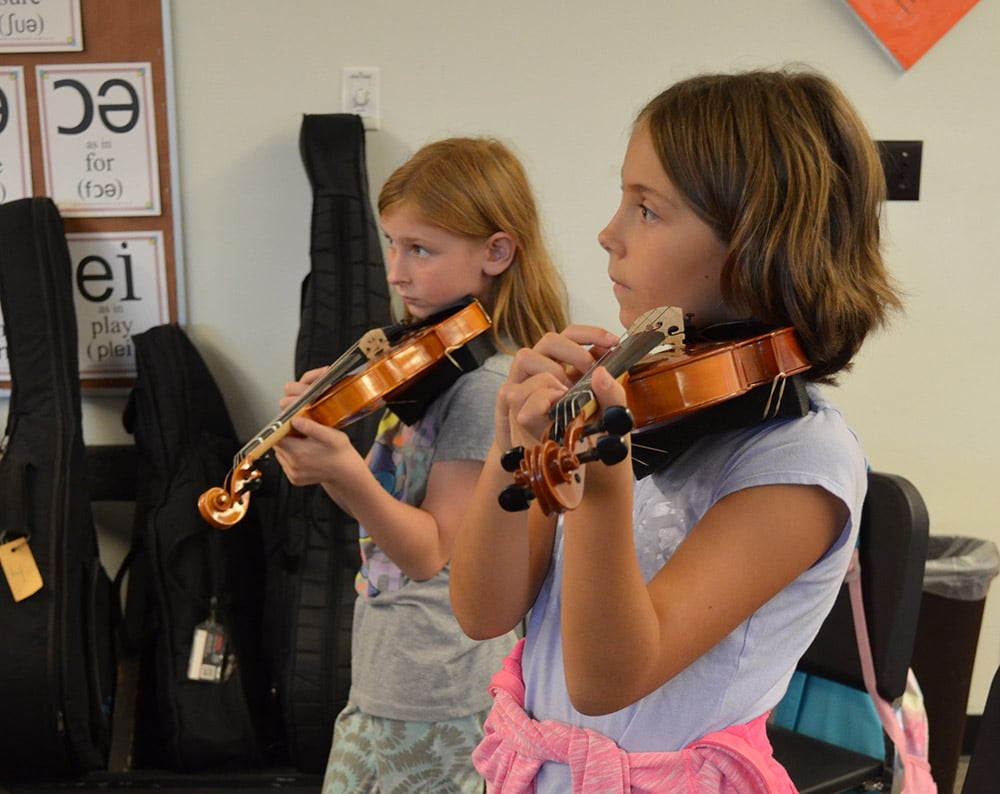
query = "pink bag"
xmin=846 ymin=550 xmax=937 ymax=793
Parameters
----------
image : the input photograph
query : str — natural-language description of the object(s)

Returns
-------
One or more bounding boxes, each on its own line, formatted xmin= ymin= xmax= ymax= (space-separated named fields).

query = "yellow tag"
xmin=0 ymin=537 xmax=44 ymax=602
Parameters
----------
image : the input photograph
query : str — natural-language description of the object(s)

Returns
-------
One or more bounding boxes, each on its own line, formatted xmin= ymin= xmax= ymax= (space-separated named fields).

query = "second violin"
xmin=199 ymin=298 xmax=493 ymax=529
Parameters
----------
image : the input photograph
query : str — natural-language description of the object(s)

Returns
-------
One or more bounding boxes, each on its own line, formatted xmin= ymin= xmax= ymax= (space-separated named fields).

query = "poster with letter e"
xmin=0 ymin=231 xmax=169 ymax=382
xmin=67 ymin=231 xmax=169 ymax=380
xmin=36 ymin=62 xmax=161 ymax=217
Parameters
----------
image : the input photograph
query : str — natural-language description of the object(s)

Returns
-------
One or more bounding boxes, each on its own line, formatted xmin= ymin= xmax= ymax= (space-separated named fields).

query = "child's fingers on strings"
xmin=300 ymin=366 xmax=327 ymax=385
xmin=511 ymin=379 xmax=570 ymax=443
xmin=281 ymin=379 xmax=309 ymax=401
xmin=558 ymin=324 xmax=620 ymax=352
xmin=509 ymin=345 xmax=577 ymax=391
xmin=589 ymin=365 xmax=628 ymax=409
xmin=498 ymin=374 xmax=566 ymax=440
xmin=535 ymin=325 xmax=620 ymax=381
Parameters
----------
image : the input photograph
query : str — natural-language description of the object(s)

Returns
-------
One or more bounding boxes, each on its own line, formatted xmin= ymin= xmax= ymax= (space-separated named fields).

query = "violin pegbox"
xmin=197 ymin=459 xmax=263 ymax=530
xmin=498 ymin=403 xmax=637 ymax=515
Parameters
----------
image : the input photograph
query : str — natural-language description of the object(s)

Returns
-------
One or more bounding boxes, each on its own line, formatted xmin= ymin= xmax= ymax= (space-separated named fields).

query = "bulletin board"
xmin=0 ymin=0 xmax=181 ymax=389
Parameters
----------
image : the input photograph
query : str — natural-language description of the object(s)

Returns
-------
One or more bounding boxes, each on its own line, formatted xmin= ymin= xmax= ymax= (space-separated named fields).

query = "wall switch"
xmin=877 ymin=140 xmax=922 ymax=201
xmin=342 ymin=67 xmax=380 ymax=130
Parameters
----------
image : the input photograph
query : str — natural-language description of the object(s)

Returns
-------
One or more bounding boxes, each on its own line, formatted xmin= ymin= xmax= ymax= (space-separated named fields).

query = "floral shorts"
xmin=322 ymin=699 xmax=488 ymax=794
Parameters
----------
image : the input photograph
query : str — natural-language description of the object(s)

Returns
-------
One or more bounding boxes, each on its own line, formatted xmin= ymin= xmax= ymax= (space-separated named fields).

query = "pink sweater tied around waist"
xmin=474 ymin=639 xmax=797 ymax=793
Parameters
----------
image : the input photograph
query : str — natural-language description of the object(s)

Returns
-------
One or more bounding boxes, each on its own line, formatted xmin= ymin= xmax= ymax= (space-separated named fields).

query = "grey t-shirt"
xmin=350 ymin=352 xmax=516 ymax=722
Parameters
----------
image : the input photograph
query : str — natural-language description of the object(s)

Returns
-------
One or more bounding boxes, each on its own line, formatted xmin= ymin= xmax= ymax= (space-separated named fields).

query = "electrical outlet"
xmin=342 ymin=67 xmax=380 ymax=130
xmin=877 ymin=140 xmax=922 ymax=201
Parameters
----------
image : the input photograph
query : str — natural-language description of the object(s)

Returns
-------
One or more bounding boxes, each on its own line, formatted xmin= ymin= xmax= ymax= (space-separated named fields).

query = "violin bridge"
xmin=629 ymin=306 xmax=686 ymax=344
xmin=358 ymin=329 xmax=391 ymax=360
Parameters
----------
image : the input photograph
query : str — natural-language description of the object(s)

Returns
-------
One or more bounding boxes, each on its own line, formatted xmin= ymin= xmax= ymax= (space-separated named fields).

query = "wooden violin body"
xmin=625 ymin=326 xmax=810 ymax=432
xmin=295 ymin=302 xmax=490 ymax=429
xmin=500 ymin=315 xmax=811 ymax=516
xmin=199 ymin=299 xmax=492 ymax=529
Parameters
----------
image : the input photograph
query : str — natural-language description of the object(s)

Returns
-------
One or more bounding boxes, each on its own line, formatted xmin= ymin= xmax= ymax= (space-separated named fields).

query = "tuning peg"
xmin=601 ymin=405 xmax=635 ymax=435
xmin=500 ymin=446 xmax=526 ymax=472
xmin=235 ymin=476 xmax=263 ymax=498
xmin=577 ymin=435 xmax=629 ymax=467
xmin=582 ymin=405 xmax=634 ymax=438
xmin=498 ymin=484 xmax=535 ymax=512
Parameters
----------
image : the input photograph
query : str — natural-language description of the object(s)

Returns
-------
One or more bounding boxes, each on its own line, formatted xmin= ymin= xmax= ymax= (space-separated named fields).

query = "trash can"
xmin=910 ymin=536 xmax=1000 ymax=794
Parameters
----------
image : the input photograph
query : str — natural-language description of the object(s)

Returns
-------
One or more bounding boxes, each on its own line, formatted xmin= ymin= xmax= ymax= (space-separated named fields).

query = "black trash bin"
xmin=910 ymin=536 xmax=1000 ymax=794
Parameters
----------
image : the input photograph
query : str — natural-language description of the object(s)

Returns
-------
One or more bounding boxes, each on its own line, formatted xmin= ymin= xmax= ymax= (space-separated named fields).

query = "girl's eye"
xmin=639 ymin=204 xmax=657 ymax=221
xmin=412 ymin=245 xmax=430 ymax=257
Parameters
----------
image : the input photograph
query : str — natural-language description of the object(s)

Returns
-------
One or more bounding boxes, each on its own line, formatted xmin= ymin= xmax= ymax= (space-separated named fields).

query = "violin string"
xmin=629 ymin=439 xmax=670 ymax=464
xmin=629 ymin=438 xmax=666 ymax=452
xmin=234 ymin=341 xmax=373 ymax=465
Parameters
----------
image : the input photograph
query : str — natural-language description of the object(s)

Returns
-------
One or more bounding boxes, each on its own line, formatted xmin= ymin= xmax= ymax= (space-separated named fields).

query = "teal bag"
xmin=772 ymin=671 xmax=884 ymax=758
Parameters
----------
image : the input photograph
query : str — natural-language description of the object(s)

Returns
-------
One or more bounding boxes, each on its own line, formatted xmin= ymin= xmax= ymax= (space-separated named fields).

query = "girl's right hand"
xmin=496 ymin=325 xmax=619 ymax=451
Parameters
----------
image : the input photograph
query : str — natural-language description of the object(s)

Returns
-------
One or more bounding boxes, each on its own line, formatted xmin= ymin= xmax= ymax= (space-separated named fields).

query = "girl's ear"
xmin=483 ymin=232 xmax=516 ymax=276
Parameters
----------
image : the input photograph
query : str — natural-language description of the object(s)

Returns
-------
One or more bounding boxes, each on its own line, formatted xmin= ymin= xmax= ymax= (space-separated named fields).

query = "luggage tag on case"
xmin=0 ymin=534 xmax=44 ymax=602
xmin=187 ymin=598 xmax=231 ymax=683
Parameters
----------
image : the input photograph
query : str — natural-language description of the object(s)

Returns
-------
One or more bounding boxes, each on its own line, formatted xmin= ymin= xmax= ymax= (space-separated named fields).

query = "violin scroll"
xmin=197 ymin=460 xmax=263 ymax=529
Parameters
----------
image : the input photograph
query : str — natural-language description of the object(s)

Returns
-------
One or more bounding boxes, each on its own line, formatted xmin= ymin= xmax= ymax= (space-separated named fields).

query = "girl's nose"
xmin=385 ymin=249 xmax=405 ymax=284
xmin=598 ymin=211 xmax=620 ymax=256
xmin=597 ymin=225 xmax=612 ymax=254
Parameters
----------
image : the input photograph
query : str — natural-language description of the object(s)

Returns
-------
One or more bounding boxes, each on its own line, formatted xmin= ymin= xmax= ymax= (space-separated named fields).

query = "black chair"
xmin=768 ymin=471 xmax=930 ymax=793
xmin=961 ymin=663 xmax=1000 ymax=794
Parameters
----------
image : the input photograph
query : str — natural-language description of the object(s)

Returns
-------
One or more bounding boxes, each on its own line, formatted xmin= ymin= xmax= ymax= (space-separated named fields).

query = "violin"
xmin=498 ymin=307 xmax=811 ymax=515
xmin=199 ymin=298 xmax=492 ymax=529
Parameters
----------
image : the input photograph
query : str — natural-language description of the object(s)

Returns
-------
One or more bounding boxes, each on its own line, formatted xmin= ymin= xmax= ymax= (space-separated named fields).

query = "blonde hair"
xmin=378 ymin=137 xmax=567 ymax=351
xmin=637 ymin=68 xmax=902 ymax=382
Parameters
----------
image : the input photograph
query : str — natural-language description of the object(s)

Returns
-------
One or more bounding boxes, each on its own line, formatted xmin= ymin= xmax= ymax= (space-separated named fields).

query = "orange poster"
xmin=844 ymin=0 xmax=980 ymax=69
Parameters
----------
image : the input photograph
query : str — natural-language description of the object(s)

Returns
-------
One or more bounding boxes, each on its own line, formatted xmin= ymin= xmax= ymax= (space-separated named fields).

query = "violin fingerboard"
xmin=547 ymin=310 xmax=683 ymax=437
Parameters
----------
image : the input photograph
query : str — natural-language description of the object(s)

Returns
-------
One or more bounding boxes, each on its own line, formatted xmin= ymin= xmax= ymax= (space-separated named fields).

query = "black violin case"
xmin=0 ymin=197 xmax=116 ymax=780
xmin=119 ymin=324 xmax=276 ymax=771
xmin=252 ymin=113 xmax=392 ymax=772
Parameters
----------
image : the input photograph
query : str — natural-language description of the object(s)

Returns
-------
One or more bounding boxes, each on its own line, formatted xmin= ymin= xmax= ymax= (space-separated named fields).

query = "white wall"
xmin=9 ymin=0 xmax=1000 ymax=712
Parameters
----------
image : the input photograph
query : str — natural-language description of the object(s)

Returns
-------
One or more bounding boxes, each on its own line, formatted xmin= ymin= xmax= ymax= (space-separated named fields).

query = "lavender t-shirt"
xmin=522 ymin=385 xmax=867 ymax=792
